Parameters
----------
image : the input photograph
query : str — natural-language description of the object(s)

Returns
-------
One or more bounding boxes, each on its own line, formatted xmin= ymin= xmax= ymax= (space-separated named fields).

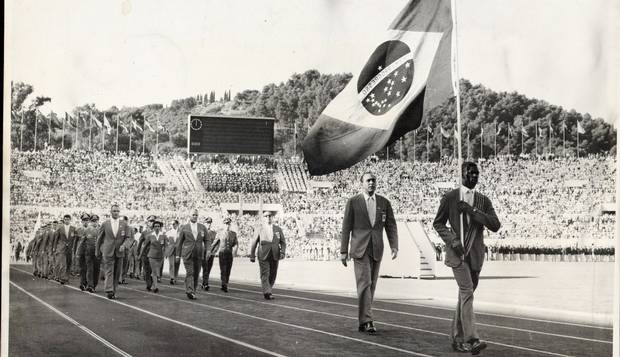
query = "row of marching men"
xmin=25 ymin=205 xmax=286 ymax=301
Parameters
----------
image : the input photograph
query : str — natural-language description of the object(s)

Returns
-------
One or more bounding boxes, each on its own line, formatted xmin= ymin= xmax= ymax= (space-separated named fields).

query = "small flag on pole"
xmin=132 ymin=120 xmax=143 ymax=133
xmin=426 ymin=125 xmax=433 ymax=134
xmin=144 ymin=119 xmax=155 ymax=132
xmin=103 ymin=114 xmax=113 ymax=134
xmin=92 ymin=115 xmax=103 ymax=129
xmin=521 ymin=126 xmax=529 ymax=137
xmin=577 ymin=121 xmax=585 ymax=134
xmin=496 ymin=123 xmax=502 ymax=135
xmin=440 ymin=126 xmax=450 ymax=138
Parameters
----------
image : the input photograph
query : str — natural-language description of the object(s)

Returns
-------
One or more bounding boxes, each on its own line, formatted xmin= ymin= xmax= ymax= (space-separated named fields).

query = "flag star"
xmin=384 ymin=87 xmax=388 ymax=92
xmin=396 ymin=91 xmax=401 ymax=97
xmin=370 ymin=93 xmax=375 ymax=98
xmin=378 ymin=65 xmax=383 ymax=71
xmin=394 ymin=71 xmax=399 ymax=76
xmin=405 ymin=62 xmax=411 ymax=68
xmin=401 ymin=76 xmax=407 ymax=83
xmin=387 ymin=91 xmax=392 ymax=96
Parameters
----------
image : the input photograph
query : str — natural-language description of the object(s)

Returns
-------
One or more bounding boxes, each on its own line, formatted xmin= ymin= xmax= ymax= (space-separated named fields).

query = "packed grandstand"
xmin=9 ymin=148 xmax=616 ymax=262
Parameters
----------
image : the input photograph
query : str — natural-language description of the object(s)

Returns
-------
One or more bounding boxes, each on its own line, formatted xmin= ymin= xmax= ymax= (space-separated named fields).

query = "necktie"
xmin=367 ymin=196 xmax=376 ymax=226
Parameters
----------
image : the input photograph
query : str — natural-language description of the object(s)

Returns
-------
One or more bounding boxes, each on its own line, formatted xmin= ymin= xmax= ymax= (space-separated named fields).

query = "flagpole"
xmin=480 ymin=125 xmax=483 ymax=159
xmin=426 ymin=126 xmax=429 ymax=162
xmin=75 ymin=114 xmax=79 ymax=150
xmin=156 ymin=116 xmax=160 ymax=156
xmin=20 ymin=111 xmax=24 ymax=151
xmin=142 ymin=124 xmax=146 ymax=154
xmin=494 ymin=121 xmax=497 ymax=157
xmin=522 ymin=123 xmax=525 ymax=155
xmin=534 ymin=120 xmax=538 ymax=158
xmin=508 ymin=127 xmax=511 ymax=156
xmin=129 ymin=124 xmax=132 ymax=152
xmin=48 ymin=113 xmax=51 ymax=148
xmin=548 ymin=120 xmax=552 ymax=157
xmin=467 ymin=125 xmax=470 ymax=159
xmin=413 ymin=130 xmax=416 ymax=162
xmin=102 ymin=115 xmax=105 ymax=152
xmin=34 ymin=111 xmax=39 ymax=151
xmin=62 ymin=113 xmax=66 ymax=150
xmin=451 ymin=0 xmax=464 ymax=249
xmin=89 ymin=111 xmax=92 ymax=151
xmin=563 ymin=122 xmax=566 ymax=156
xmin=577 ymin=123 xmax=579 ymax=159
xmin=115 ymin=115 xmax=119 ymax=155
xmin=400 ymin=137 xmax=403 ymax=161
xmin=439 ymin=129 xmax=443 ymax=161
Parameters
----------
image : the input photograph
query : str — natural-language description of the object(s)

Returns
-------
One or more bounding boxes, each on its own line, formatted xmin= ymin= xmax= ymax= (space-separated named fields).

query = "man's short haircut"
xmin=360 ymin=172 xmax=376 ymax=182
xmin=462 ymin=161 xmax=478 ymax=174
xmin=111 ymin=203 xmax=120 ymax=210
xmin=173 ymin=220 xmax=179 ymax=225
xmin=63 ymin=214 xmax=71 ymax=219
xmin=122 ymin=216 xmax=129 ymax=221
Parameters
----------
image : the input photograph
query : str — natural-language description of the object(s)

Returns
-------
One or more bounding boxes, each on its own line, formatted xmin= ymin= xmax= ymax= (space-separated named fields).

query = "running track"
xmin=8 ymin=265 xmax=612 ymax=356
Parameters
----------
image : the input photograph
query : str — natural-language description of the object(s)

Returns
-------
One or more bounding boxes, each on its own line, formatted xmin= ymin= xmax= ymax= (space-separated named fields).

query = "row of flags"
xmin=428 ymin=120 xmax=587 ymax=139
xmin=23 ymin=111 xmax=170 ymax=135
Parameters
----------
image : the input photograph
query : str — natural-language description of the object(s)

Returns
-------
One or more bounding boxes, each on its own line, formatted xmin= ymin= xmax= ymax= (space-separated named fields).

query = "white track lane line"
xmin=227 ymin=285 xmax=612 ymax=344
xmin=10 ymin=268 xmax=286 ymax=357
xmin=228 ymin=279 xmax=613 ymax=331
xmin=158 ymin=282 xmax=582 ymax=357
xmin=12 ymin=268 xmax=431 ymax=357
xmin=10 ymin=281 xmax=132 ymax=357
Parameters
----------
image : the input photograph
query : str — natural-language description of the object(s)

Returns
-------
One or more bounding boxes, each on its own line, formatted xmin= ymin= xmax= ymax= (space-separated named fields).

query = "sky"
xmin=6 ymin=0 xmax=619 ymax=124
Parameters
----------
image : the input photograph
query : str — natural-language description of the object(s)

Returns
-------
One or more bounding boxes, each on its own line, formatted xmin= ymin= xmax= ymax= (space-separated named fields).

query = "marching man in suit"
xmin=213 ymin=217 xmax=238 ymax=292
xmin=433 ymin=162 xmax=501 ymax=354
xmin=96 ymin=204 xmax=130 ymax=299
xmin=250 ymin=211 xmax=286 ymax=300
xmin=341 ymin=172 xmax=398 ymax=334
xmin=51 ymin=214 xmax=77 ymax=284
xmin=177 ymin=209 xmax=208 ymax=300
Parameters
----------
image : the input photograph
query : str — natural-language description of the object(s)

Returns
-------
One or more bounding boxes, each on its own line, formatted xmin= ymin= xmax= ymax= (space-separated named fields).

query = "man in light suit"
xmin=51 ymin=214 xmax=77 ymax=284
xmin=96 ymin=204 xmax=130 ymax=299
xmin=177 ymin=209 xmax=208 ymax=300
xmin=341 ymin=172 xmax=398 ymax=334
xmin=250 ymin=211 xmax=286 ymax=300
xmin=433 ymin=162 xmax=500 ymax=354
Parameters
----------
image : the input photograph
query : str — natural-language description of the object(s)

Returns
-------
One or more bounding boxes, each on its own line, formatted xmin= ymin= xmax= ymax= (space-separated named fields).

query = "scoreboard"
xmin=187 ymin=115 xmax=275 ymax=155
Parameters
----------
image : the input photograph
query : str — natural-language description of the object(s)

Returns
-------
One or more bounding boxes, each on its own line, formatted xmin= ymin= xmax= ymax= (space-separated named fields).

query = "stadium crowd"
xmin=9 ymin=148 xmax=616 ymax=262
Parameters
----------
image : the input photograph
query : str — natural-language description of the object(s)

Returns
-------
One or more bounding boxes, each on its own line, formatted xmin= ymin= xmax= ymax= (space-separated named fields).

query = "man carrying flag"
xmin=303 ymin=0 xmax=453 ymax=175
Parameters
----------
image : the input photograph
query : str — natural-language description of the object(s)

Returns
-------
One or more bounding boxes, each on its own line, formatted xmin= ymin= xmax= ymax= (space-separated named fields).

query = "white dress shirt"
xmin=263 ymin=224 xmax=274 ymax=242
xmin=363 ymin=192 xmax=376 ymax=226
xmin=64 ymin=224 xmax=70 ymax=238
xmin=190 ymin=222 xmax=198 ymax=238
xmin=111 ymin=219 xmax=120 ymax=236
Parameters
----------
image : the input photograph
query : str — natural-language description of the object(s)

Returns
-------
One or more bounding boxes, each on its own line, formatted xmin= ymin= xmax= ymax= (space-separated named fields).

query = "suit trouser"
xmin=141 ymin=255 xmax=153 ymax=289
xmin=202 ymin=255 xmax=215 ymax=286
xmin=66 ymin=252 xmax=73 ymax=275
xmin=102 ymin=255 xmax=124 ymax=294
xmin=451 ymin=259 xmax=480 ymax=343
xmin=353 ymin=250 xmax=381 ymax=324
xmin=127 ymin=255 xmax=135 ymax=277
xmin=219 ymin=252 xmax=233 ymax=287
xmin=168 ymin=256 xmax=179 ymax=280
xmin=42 ymin=253 xmax=50 ymax=277
xmin=184 ymin=257 xmax=202 ymax=294
xmin=54 ymin=252 xmax=69 ymax=283
xmin=149 ymin=257 xmax=163 ymax=290
xmin=77 ymin=254 xmax=87 ymax=287
xmin=33 ymin=254 xmax=40 ymax=275
xmin=121 ymin=255 xmax=129 ymax=281
xmin=85 ymin=253 xmax=101 ymax=289
xmin=258 ymin=252 xmax=279 ymax=294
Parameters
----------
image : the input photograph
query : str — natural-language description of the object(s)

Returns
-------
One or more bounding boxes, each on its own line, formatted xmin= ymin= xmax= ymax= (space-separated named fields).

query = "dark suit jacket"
xmin=51 ymin=225 xmax=77 ymax=255
xmin=176 ymin=223 xmax=208 ymax=261
xmin=202 ymin=229 xmax=217 ymax=259
xmin=250 ymin=225 xmax=286 ymax=261
xmin=433 ymin=188 xmax=501 ymax=271
xmin=141 ymin=232 xmax=168 ymax=259
xmin=341 ymin=193 xmax=398 ymax=261
xmin=96 ymin=220 xmax=130 ymax=258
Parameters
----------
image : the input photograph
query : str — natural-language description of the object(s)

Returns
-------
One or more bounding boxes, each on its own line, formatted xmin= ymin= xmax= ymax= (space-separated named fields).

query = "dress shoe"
xmin=60 ymin=281 xmax=65 ymax=285
xmin=79 ymin=284 xmax=85 ymax=291
xmin=146 ymin=287 xmax=152 ymax=291
xmin=452 ymin=342 xmax=471 ymax=353
xmin=221 ymin=286 xmax=228 ymax=293
xmin=121 ymin=280 xmax=126 ymax=285
xmin=106 ymin=292 xmax=115 ymax=299
xmin=264 ymin=293 xmax=274 ymax=300
xmin=358 ymin=322 xmax=377 ymax=334
xmin=470 ymin=340 xmax=487 ymax=355
xmin=86 ymin=287 xmax=94 ymax=293
xmin=170 ymin=279 xmax=175 ymax=285
xmin=187 ymin=292 xmax=197 ymax=300
xmin=153 ymin=288 xmax=159 ymax=294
